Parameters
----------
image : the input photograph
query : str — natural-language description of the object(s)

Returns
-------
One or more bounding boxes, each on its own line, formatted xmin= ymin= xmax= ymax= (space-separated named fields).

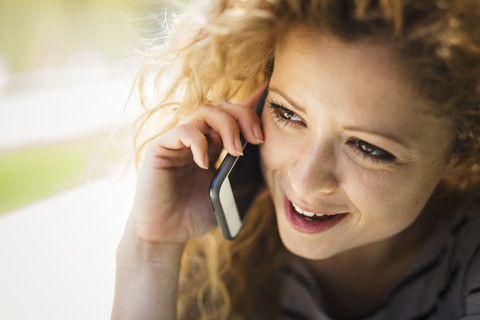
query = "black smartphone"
xmin=209 ymin=89 xmax=268 ymax=240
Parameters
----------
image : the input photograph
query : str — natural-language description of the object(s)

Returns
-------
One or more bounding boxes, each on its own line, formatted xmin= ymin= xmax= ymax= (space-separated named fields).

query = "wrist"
xmin=117 ymin=228 xmax=186 ymax=265
xmin=113 ymin=224 xmax=185 ymax=320
xmin=124 ymin=209 xmax=190 ymax=244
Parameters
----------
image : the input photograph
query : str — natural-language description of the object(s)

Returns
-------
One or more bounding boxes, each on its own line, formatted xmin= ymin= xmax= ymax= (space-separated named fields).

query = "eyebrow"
xmin=342 ymin=125 xmax=411 ymax=149
xmin=268 ymin=86 xmax=411 ymax=150
xmin=268 ymin=87 xmax=307 ymax=113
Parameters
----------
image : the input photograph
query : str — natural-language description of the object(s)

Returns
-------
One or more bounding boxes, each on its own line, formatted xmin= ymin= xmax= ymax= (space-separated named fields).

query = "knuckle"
xmin=174 ymin=124 xmax=194 ymax=137
xmin=215 ymin=100 xmax=242 ymax=115
xmin=199 ymin=103 xmax=221 ymax=116
xmin=191 ymin=131 xmax=206 ymax=145
xmin=177 ymin=122 xmax=191 ymax=131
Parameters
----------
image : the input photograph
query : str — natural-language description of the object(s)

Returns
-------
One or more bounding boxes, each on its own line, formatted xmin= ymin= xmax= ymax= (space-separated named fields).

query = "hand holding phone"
xmin=209 ymin=89 xmax=268 ymax=240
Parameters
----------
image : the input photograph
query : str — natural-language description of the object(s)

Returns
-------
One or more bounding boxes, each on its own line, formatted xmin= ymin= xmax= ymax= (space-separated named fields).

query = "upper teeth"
xmin=293 ymin=203 xmax=327 ymax=217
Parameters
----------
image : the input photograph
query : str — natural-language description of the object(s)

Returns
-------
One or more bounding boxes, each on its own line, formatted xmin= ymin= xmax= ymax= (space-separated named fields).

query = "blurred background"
xmin=0 ymin=0 xmax=188 ymax=318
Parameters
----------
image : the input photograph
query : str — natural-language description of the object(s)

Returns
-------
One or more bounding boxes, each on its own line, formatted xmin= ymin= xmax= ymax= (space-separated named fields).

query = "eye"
xmin=348 ymin=139 xmax=396 ymax=164
xmin=277 ymin=106 xmax=301 ymax=121
xmin=268 ymin=100 xmax=305 ymax=128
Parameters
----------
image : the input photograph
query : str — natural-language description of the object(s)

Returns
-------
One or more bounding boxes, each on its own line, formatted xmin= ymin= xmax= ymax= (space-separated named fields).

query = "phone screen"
xmin=210 ymin=140 xmax=264 ymax=239
xmin=226 ymin=142 xmax=263 ymax=220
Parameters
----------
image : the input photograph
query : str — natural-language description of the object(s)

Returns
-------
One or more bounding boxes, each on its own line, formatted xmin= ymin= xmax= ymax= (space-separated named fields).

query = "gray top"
xmin=279 ymin=197 xmax=480 ymax=320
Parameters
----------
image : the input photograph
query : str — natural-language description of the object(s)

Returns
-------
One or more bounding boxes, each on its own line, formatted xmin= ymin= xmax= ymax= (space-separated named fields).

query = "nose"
xmin=287 ymin=143 xmax=338 ymax=197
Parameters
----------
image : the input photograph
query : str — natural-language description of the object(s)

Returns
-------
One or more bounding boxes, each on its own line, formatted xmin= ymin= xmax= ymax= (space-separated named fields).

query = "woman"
xmin=112 ymin=0 xmax=480 ymax=319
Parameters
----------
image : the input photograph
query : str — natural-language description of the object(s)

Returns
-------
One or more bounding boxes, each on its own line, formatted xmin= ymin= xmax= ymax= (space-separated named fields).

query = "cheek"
xmin=260 ymin=115 xmax=290 ymax=168
xmin=344 ymin=167 xmax=395 ymax=205
xmin=259 ymin=125 xmax=285 ymax=186
xmin=345 ymin=164 xmax=441 ymax=230
xmin=259 ymin=116 xmax=300 ymax=193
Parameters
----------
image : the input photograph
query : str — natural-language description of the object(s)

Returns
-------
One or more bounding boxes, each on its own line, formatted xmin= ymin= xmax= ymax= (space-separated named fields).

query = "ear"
xmin=439 ymin=154 xmax=476 ymax=192
xmin=441 ymin=155 xmax=464 ymax=180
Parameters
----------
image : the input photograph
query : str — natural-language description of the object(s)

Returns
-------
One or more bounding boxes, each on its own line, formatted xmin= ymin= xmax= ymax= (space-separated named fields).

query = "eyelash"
xmin=267 ymin=100 xmax=396 ymax=164
xmin=346 ymin=140 xmax=396 ymax=164
xmin=268 ymin=99 xmax=305 ymax=128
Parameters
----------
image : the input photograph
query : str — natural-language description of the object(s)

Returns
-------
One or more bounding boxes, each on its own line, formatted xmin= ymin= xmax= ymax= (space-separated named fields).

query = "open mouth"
xmin=291 ymin=202 xmax=341 ymax=222
xmin=285 ymin=197 xmax=348 ymax=234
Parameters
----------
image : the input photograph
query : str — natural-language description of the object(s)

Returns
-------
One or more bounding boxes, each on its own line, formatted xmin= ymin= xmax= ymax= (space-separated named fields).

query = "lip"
xmin=284 ymin=196 xmax=348 ymax=234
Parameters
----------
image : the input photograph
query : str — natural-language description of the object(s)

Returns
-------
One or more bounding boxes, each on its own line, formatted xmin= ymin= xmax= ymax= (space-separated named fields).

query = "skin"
xmin=112 ymin=26 xmax=457 ymax=320
xmin=259 ymin=27 xmax=456 ymax=316
xmin=112 ymin=85 xmax=265 ymax=320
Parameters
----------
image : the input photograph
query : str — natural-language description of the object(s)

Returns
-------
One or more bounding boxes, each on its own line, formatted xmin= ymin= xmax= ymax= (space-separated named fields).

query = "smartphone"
xmin=209 ymin=89 xmax=268 ymax=240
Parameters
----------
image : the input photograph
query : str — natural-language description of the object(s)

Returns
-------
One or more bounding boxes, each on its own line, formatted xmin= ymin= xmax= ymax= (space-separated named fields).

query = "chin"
xmin=277 ymin=220 xmax=345 ymax=261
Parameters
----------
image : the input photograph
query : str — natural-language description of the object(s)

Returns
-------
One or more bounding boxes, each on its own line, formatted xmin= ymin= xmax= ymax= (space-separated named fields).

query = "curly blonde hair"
xmin=132 ymin=0 xmax=480 ymax=318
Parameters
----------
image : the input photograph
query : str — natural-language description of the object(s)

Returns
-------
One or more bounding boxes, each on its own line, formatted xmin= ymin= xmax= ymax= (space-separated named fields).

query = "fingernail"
xmin=235 ymin=137 xmax=244 ymax=156
xmin=253 ymin=124 xmax=264 ymax=143
xmin=202 ymin=154 xmax=209 ymax=169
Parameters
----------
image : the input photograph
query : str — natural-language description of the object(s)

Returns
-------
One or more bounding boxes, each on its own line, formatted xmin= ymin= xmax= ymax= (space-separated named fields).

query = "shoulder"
xmin=278 ymin=254 xmax=331 ymax=320
xmin=364 ymin=194 xmax=480 ymax=319
xmin=373 ymin=195 xmax=480 ymax=319
xmin=454 ymin=196 xmax=480 ymax=315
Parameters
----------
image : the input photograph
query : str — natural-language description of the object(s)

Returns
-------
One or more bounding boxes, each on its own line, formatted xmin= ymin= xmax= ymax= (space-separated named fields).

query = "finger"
xmin=217 ymin=100 xmax=264 ymax=145
xmin=189 ymin=108 xmax=244 ymax=156
xmin=206 ymin=133 xmax=224 ymax=164
xmin=152 ymin=125 xmax=210 ymax=169
xmin=227 ymin=83 xmax=267 ymax=143
xmin=215 ymin=83 xmax=268 ymax=145
xmin=178 ymin=129 xmax=210 ymax=169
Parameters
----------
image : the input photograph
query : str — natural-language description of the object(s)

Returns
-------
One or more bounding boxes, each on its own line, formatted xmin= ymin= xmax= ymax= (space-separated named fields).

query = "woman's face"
xmin=260 ymin=27 xmax=455 ymax=260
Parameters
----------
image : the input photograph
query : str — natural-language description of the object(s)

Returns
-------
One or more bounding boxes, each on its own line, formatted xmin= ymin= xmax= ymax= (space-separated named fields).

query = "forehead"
xmin=271 ymin=26 xmax=453 ymax=150
xmin=275 ymin=26 xmax=410 ymax=102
